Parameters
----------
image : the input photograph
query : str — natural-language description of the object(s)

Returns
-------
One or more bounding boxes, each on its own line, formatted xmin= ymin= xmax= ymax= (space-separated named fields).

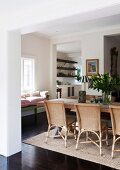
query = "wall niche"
xmin=104 ymin=35 xmax=120 ymax=101
xmin=104 ymin=35 xmax=120 ymax=77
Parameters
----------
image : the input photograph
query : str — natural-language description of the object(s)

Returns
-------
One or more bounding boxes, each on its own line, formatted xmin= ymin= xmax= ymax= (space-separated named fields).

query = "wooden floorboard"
xmin=0 ymin=112 xmax=115 ymax=170
xmin=2 ymin=143 xmax=114 ymax=170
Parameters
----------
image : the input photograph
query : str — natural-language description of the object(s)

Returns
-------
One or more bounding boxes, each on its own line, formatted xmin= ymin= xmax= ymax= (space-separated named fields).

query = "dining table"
xmin=49 ymin=98 xmax=120 ymax=113
xmin=37 ymin=97 xmax=120 ymax=115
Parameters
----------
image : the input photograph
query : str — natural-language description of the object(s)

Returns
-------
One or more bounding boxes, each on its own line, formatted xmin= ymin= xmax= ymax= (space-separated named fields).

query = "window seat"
xmin=21 ymin=91 xmax=49 ymax=117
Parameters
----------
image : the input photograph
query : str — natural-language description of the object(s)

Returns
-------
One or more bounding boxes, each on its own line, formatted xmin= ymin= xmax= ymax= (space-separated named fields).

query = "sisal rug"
xmin=24 ymin=132 xmax=120 ymax=170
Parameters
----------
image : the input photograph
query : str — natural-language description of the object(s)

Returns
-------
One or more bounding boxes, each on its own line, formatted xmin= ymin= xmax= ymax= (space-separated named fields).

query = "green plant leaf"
xmin=89 ymin=73 xmax=120 ymax=93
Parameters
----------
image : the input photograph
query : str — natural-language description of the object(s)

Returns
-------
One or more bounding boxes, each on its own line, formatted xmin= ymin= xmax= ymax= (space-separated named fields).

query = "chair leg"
xmin=73 ymin=122 xmax=77 ymax=140
xmin=76 ymin=130 xmax=80 ymax=150
xmin=45 ymin=124 xmax=51 ymax=143
xmin=65 ymin=128 xmax=68 ymax=148
xmin=111 ymin=135 xmax=115 ymax=158
xmin=86 ymin=132 xmax=89 ymax=141
xmin=106 ymin=127 xmax=109 ymax=146
xmin=100 ymin=132 xmax=102 ymax=156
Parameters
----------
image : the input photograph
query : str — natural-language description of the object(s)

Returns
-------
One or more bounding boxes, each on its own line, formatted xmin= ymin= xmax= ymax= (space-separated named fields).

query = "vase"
xmin=102 ymin=92 xmax=111 ymax=104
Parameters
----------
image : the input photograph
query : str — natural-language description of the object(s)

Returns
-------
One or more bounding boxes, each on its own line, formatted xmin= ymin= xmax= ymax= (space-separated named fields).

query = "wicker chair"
xmin=109 ymin=105 xmax=120 ymax=158
xmin=74 ymin=103 xmax=108 ymax=155
xmin=44 ymin=100 xmax=76 ymax=147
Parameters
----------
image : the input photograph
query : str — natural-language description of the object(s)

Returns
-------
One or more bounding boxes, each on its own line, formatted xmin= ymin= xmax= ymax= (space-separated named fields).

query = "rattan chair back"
xmin=74 ymin=103 xmax=101 ymax=131
xmin=109 ymin=105 xmax=120 ymax=135
xmin=44 ymin=101 xmax=67 ymax=127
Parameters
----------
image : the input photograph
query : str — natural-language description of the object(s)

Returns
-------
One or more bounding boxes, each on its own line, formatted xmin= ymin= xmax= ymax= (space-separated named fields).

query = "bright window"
xmin=21 ymin=57 xmax=35 ymax=92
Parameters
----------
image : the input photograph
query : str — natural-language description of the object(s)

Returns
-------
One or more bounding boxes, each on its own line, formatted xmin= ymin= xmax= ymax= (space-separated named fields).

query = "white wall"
xmin=81 ymin=32 xmax=104 ymax=95
xmin=21 ymin=34 xmax=51 ymax=92
xmin=0 ymin=29 xmax=8 ymax=156
xmin=50 ymin=44 xmax=57 ymax=98
xmin=0 ymin=30 xmax=21 ymax=156
xmin=67 ymin=52 xmax=82 ymax=77
xmin=7 ymin=31 xmax=21 ymax=156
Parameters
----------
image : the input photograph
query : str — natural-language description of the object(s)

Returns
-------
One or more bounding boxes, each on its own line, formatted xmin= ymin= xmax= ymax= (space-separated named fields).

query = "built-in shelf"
xmin=57 ymin=58 xmax=78 ymax=64
xmin=57 ymin=58 xmax=78 ymax=78
xmin=57 ymin=75 xmax=77 ymax=78
xmin=57 ymin=67 xmax=77 ymax=70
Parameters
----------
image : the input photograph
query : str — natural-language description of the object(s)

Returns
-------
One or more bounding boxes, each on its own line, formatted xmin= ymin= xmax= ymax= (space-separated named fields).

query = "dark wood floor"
xmin=22 ymin=112 xmax=48 ymax=140
xmin=0 ymin=112 xmax=116 ymax=170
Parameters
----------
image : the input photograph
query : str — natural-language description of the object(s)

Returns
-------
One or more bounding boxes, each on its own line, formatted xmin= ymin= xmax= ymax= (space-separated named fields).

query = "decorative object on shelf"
xmin=86 ymin=59 xmax=99 ymax=76
xmin=57 ymin=66 xmax=77 ymax=70
xmin=57 ymin=58 xmax=77 ymax=64
xmin=57 ymin=74 xmax=77 ymax=77
xmin=78 ymin=75 xmax=89 ymax=103
xmin=89 ymin=73 xmax=120 ymax=104
xmin=57 ymin=80 xmax=63 ymax=85
xmin=57 ymin=58 xmax=78 ymax=78
xmin=78 ymin=91 xmax=86 ymax=103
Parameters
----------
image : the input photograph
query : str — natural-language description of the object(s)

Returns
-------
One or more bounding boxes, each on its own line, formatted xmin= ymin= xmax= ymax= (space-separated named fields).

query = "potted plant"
xmin=89 ymin=73 xmax=120 ymax=104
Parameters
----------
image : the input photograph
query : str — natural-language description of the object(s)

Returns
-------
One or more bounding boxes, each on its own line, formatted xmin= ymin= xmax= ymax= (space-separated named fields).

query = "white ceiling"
xmin=1 ymin=0 xmax=120 ymax=17
xmin=35 ymin=14 xmax=120 ymax=38
xmin=0 ymin=0 xmax=48 ymax=15
xmin=1 ymin=0 xmax=120 ymax=34
xmin=1 ymin=0 xmax=120 ymax=55
xmin=1 ymin=0 xmax=120 ymax=54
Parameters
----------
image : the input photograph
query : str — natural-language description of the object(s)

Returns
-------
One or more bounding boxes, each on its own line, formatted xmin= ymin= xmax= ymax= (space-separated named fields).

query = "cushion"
xmin=26 ymin=96 xmax=46 ymax=105
xmin=21 ymin=95 xmax=26 ymax=99
xmin=25 ymin=93 xmax=31 ymax=97
xmin=32 ymin=91 xmax=40 ymax=96
xmin=40 ymin=91 xmax=48 ymax=97
xmin=21 ymin=98 xmax=31 ymax=107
